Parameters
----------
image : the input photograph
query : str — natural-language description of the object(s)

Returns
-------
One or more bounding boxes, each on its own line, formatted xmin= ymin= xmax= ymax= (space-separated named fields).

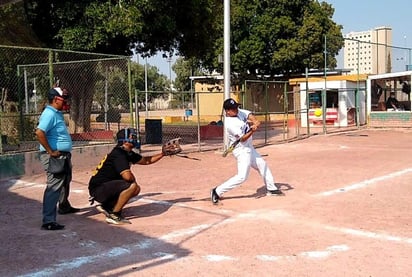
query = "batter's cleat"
xmin=96 ymin=205 xmax=110 ymax=217
xmin=105 ymin=212 xmax=131 ymax=225
xmin=267 ymin=189 xmax=285 ymax=196
xmin=211 ymin=188 xmax=220 ymax=204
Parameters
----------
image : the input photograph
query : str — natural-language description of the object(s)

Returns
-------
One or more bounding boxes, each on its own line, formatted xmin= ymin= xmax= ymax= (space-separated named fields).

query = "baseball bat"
xmin=222 ymin=138 xmax=241 ymax=157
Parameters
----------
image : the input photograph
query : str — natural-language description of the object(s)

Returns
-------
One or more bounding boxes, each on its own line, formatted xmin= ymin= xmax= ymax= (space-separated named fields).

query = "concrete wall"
xmin=0 ymin=144 xmax=114 ymax=181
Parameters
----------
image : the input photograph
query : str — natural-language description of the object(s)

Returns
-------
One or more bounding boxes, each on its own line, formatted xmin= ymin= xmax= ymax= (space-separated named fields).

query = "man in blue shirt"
xmin=35 ymin=87 xmax=79 ymax=231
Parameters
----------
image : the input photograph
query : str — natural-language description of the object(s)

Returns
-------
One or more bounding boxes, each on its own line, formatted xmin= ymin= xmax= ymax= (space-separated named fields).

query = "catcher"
xmin=88 ymin=128 xmax=181 ymax=225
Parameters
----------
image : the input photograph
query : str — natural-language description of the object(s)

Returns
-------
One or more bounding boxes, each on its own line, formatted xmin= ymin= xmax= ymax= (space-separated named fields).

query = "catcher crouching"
xmin=88 ymin=128 xmax=181 ymax=225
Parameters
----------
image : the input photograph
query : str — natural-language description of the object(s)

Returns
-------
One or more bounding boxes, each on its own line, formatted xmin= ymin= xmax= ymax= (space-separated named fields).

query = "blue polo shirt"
xmin=37 ymin=105 xmax=72 ymax=152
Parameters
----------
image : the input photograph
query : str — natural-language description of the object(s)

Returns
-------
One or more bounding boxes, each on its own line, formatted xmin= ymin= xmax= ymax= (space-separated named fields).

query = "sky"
xmin=140 ymin=0 xmax=411 ymax=79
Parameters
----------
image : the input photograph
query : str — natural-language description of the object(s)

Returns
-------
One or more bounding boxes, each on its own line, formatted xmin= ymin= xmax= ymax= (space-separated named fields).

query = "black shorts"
xmin=90 ymin=180 xmax=132 ymax=208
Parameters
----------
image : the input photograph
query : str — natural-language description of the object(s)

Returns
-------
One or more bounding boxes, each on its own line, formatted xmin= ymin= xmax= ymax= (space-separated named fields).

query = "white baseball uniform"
xmin=215 ymin=108 xmax=279 ymax=196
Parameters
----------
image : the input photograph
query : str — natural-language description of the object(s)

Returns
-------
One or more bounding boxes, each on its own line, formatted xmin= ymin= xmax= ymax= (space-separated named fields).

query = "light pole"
xmin=33 ymin=78 xmax=37 ymax=113
xmin=223 ymin=0 xmax=231 ymax=150
xmin=167 ymin=56 xmax=172 ymax=91
xmin=223 ymin=0 xmax=230 ymax=100
xmin=404 ymin=35 xmax=408 ymax=70
xmin=144 ymin=57 xmax=148 ymax=118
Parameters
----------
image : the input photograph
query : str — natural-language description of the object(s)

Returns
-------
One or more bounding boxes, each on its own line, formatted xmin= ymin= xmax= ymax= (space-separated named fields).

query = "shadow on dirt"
xmin=0 ymin=178 xmax=191 ymax=277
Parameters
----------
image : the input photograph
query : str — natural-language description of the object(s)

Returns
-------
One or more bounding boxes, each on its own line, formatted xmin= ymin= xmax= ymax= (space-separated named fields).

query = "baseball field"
xmin=1 ymin=128 xmax=411 ymax=277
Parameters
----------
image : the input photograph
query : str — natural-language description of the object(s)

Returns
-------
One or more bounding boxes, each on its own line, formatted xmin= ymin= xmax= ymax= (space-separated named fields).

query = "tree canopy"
xmin=172 ymin=57 xmax=205 ymax=92
xmin=23 ymin=0 xmax=221 ymax=59
xmin=21 ymin=0 xmax=343 ymax=81
xmin=200 ymin=0 xmax=344 ymax=80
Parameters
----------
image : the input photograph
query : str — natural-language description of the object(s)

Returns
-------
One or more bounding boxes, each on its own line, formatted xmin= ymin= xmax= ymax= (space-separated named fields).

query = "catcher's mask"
xmin=116 ymin=128 xmax=140 ymax=149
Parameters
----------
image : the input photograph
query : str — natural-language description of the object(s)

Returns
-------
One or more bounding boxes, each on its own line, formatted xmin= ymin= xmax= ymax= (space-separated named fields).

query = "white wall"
xmin=299 ymin=80 xmax=366 ymax=127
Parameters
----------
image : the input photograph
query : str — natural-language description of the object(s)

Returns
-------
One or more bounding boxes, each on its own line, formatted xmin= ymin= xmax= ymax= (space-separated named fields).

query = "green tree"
xmin=173 ymin=57 xmax=204 ymax=92
xmin=19 ymin=0 xmax=221 ymax=130
xmin=23 ymin=0 xmax=221 ymax=58
xmin=22 ymin=0 xmax=343 ymax=85
xmin=3 ymin=0 xmax=344 ymax=131
xmin=200 ymin=0 xmax=343 ymax=82
xmin=131 ymin=61 xmax=170 ymax=110
xmin=0 ymin=2 xmax=41 ymax=46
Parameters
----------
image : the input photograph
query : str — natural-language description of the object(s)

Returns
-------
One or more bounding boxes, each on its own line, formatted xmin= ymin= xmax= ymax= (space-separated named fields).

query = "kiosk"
xmin=291 ymin=75 xmax=367 ymax=127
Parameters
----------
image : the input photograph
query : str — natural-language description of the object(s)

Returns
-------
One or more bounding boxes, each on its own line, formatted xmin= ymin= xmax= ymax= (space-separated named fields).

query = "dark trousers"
xmin=40 ymin=152 xmax=73 ymax=224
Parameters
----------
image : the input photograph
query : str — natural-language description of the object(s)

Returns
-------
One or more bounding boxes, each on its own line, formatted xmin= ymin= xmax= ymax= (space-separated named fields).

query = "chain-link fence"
xmin=0 ymin=45 xmax=131 ymax=154
xmin=133 ymin=90 xmax=223 ymax=153
xmin=242 ymin=80 xmax=367 ymax=145
xmin=242 ymin=80 xmax=291 ymax=145
xmin=1 ymin=39 xmax=410 ymax=156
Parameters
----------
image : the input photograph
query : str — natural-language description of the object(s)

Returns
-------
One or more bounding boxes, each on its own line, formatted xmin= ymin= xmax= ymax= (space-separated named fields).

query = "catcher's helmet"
xmin=116 ymin=128 xmax=140 ymax=149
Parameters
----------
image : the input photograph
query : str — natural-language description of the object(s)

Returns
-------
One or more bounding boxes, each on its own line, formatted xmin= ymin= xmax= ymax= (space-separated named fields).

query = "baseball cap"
xmin=48 ymin=87 xmax=69 ymax=101
xmin=223 ymin=98 xmax=241 ymax=110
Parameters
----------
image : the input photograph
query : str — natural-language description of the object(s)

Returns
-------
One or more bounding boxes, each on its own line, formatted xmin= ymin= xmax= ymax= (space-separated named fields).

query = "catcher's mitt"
xmin=162 ymin=137 xmax=182 ymax=156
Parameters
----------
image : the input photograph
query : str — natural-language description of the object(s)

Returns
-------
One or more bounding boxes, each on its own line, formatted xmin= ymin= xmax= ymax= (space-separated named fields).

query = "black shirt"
xmin=89 ymin=146 xmax=142 ymax=190
xmin=386 ymin=97 xmax=399 ymax=109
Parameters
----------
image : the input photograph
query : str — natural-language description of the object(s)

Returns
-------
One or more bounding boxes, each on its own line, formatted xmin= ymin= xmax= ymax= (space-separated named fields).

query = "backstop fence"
xmin=0 ymin=45 xmax=131 ymax=154
xmin=0 ymin=41 xmax=410 ymax=156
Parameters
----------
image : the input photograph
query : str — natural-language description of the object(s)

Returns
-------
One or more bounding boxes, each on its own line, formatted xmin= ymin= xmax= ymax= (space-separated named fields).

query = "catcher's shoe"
xmin=266 ymin=189 xmax=285 ymax=196
xmin=211 ymin=188 xmax=220 ymax=204
xmin=96 ymin=205 xmax=110 ymax=217
xmin=106 ymin=212 xmax=131 ymax=225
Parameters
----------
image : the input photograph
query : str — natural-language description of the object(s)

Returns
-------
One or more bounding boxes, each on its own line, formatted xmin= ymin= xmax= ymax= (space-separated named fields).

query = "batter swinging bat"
xmin=222 ymin=120 xmax=258 ymax=157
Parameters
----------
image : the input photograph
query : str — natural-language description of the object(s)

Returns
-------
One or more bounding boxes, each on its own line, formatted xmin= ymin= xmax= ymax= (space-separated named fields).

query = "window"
xmin=309 ymin=90 xmax=338 ymax=109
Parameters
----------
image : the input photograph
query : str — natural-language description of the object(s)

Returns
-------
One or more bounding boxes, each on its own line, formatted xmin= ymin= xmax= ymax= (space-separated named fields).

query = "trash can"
xmin=185 ymin=109 xmax=193 ymax=117
xmin=145 ymin=119 xmax=162 ymax=144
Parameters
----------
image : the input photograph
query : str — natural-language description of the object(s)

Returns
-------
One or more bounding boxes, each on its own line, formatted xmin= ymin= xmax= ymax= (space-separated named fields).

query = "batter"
xmin=211 ymin=98 xmax=284 ymax=204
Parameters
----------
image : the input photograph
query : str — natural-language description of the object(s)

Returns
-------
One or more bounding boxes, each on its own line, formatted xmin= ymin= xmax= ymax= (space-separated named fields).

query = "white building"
xmin=289 ymin=75 xmax=367 ymax=127
xmin=344 ymin=26 xmax=392 ymax=75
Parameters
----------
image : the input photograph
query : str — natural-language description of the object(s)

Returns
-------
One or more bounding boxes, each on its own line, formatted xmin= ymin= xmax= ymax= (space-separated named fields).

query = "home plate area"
xmin=2 ymin=129 xmax=412 ymax=276
xmin=16 ymin=193 xmax=412 ymax=277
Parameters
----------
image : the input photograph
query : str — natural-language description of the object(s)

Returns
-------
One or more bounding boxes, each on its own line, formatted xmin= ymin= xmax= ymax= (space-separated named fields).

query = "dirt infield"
xmin=1 ymin=129 xmax=411 ymax=277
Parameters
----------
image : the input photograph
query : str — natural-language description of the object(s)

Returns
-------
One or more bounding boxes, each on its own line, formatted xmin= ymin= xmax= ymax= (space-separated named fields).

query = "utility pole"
xmin=323 ymin=35 xmax=327 ymax=134
xmin=223 ymin=0 xmax=231 ymax=149
xmin=167 ymin=56 xmax=172 ymax=91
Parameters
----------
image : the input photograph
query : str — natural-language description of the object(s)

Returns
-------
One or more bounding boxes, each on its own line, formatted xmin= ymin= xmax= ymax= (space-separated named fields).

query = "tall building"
xmin=343 ymin=26 xmax=392 ymax=75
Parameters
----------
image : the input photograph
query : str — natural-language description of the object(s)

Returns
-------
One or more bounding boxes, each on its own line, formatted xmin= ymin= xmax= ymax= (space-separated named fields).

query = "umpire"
xmin=35 ymin=87 xmax=80 ymax=231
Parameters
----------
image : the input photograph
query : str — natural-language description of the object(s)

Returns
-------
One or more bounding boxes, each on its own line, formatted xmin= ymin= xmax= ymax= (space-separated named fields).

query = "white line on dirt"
xmin=12 ymin=181 xmax=411 ymax=277
xmin=2 ymin=179 xmax=43 ymax=189
xmin=324 ymin=225 xmax=412 ymax=245
xmin=160 ymin=224 xmax=212 ymax=243
xmin=316 ymin=167 xmax=412 ymax=196
xmin=204 ymin=255 xmax=237 ymax=261
xmin=257 ymin=244 xmax=350 ymax=261
xmin=17 ymin=208 xmax=318 ymax=276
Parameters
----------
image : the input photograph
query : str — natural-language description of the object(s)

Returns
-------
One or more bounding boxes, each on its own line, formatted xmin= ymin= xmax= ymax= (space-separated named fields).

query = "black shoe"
xmin=266 ymin=189 xmax=285 ymax=196
xmin=58 ymin=207 xmax=80 ymax=215
xmin=211 ymin=188 xmax=220 ymax=204
xmin=41 ymin=222 xmax=65 ymax=231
